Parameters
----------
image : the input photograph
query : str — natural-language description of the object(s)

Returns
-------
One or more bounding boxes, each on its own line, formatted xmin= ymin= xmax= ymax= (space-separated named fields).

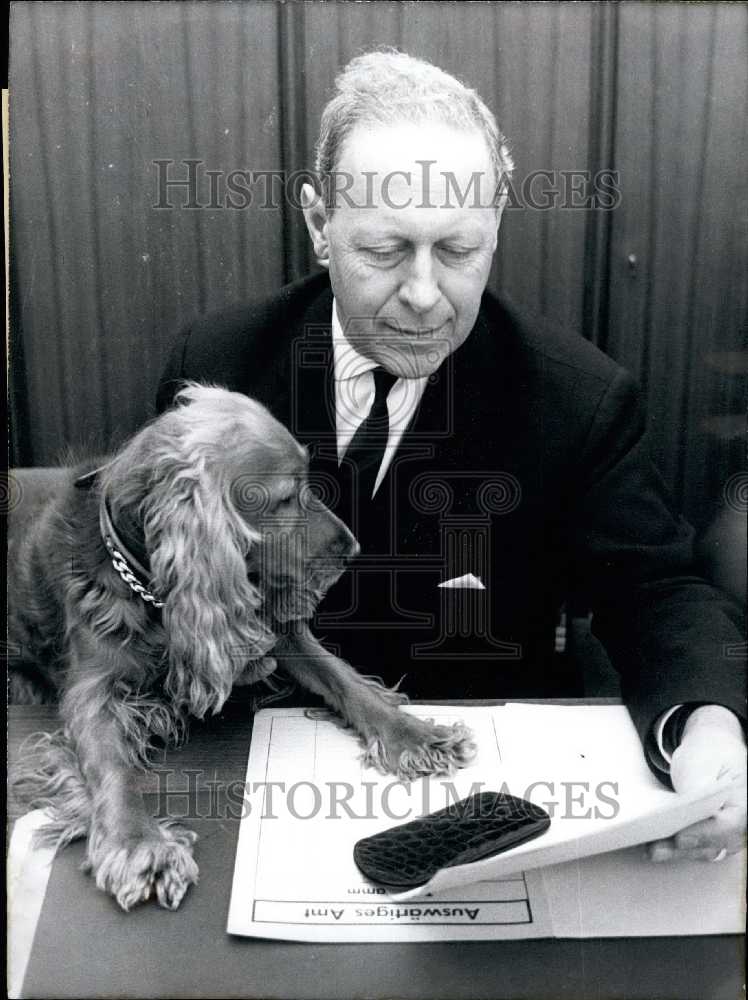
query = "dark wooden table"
xmin=8 ymin=702 xmax=746 ymax=1000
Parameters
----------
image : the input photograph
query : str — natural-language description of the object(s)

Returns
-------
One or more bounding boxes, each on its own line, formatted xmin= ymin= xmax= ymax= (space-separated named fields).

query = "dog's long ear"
xmin=143 ymin=468 xmax=275 ymax=718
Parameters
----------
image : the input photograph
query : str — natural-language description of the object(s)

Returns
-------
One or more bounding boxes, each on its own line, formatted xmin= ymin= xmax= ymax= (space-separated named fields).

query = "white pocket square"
xmin=438 ymin=573 xmax=485 ymax=591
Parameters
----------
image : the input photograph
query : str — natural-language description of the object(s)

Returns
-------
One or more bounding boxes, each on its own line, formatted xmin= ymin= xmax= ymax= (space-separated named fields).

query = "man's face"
xmin=303 ymin=122 xmax=502 ymax=379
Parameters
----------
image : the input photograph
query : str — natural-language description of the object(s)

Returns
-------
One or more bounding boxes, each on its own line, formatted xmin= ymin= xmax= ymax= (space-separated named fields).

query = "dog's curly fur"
xmin=9 ymin=384 xmax=475 ymax=910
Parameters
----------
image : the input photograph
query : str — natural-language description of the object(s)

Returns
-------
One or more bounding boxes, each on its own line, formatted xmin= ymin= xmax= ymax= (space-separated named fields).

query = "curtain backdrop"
xmin=9 ymin=1 xmax=746 ymax=528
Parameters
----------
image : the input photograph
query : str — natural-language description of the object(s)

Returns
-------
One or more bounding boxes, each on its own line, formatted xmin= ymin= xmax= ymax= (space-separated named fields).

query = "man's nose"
xmin=398 ymin=249 xmax=441 ymax=315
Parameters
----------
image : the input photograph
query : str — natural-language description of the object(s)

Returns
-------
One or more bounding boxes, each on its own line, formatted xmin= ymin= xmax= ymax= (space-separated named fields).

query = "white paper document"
xmin=227 ymin=704 xmax=745 ymax=942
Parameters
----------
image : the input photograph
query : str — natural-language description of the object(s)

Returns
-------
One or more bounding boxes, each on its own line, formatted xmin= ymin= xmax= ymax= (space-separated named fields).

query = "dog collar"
xmin=98 ymin=495 xmax=165 ymax=609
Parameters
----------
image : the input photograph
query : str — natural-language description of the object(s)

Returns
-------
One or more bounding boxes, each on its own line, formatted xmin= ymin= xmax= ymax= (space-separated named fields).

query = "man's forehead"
xmin=333 ymin=122 xmax=498 ymax=213
xmin=341 ymin=121 xmax=492 ymax=172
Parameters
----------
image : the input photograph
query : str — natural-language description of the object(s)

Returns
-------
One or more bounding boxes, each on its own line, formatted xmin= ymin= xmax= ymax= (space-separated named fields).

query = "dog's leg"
xmin=61 ymin=633 xmax=198 ymax=911
xmin=273 ymin=623 xmax=476 ymax=780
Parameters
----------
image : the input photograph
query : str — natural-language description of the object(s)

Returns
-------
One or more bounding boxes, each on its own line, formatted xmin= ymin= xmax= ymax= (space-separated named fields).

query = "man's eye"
xmin=438 ymin=245 xmax=475 ymax=260
xmin=362 ymin=247 xmax=405 ymax=266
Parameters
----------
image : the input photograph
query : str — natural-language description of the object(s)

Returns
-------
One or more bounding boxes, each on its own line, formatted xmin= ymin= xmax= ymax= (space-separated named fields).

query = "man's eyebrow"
xmin=437 ymin=225 xmax=488 ymax=243
xmin=349 ymin=226 xmax=405 ymax=243
xmin=349 ymin=223 xmax=488 ymax=245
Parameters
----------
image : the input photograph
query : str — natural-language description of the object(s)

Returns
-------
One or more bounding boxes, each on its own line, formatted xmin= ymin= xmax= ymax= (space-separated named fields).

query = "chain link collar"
xmin=99 ymin=494 xmax=165 ymax=609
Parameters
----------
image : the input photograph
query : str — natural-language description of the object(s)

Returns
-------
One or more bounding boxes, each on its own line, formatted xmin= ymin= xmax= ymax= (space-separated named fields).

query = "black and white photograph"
xmin=6 ymin=2 xmax=747 ymax=998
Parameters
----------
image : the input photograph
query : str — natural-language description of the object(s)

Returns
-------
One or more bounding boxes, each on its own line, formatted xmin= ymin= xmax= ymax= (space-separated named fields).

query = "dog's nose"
xmin=328 ymin=530 xmax=359 ymax=560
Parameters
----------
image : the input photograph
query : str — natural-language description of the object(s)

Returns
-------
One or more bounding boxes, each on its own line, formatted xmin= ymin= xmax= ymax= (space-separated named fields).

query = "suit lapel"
xmin=289 ymin=284 xmax=336 ymax=452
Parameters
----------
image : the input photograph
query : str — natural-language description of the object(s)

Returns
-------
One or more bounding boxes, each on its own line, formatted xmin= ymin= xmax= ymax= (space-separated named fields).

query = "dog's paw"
xmin=362 ymin=715 xmax=477 ymax=780
xmin=88 ymin=821 xmax=199 ymax=911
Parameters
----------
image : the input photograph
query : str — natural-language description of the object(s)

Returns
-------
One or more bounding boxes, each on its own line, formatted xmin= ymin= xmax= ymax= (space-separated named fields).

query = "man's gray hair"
xmin=314 ymin=49 xmax=513 ymax=207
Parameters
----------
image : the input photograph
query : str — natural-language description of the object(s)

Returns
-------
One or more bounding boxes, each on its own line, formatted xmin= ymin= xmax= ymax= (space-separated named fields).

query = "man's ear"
xmin=301 ymin=183 xmax=330 ymax=269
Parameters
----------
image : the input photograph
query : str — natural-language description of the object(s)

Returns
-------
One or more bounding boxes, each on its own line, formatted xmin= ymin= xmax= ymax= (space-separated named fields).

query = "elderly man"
xmin=158 ymin=51 xmax=745 ymax=862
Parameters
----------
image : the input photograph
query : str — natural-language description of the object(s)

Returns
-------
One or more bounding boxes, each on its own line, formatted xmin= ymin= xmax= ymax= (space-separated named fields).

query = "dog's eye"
xmin=299 ymin=483 xmax=326 ymax=511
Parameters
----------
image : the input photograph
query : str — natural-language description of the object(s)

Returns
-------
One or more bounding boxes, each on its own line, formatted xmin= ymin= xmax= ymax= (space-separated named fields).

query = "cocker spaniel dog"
xmin=10 ymin=384 xmax=475 ymax=910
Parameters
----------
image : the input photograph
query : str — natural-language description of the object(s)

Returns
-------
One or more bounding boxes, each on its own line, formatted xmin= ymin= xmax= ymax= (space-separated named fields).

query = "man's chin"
xmin=377 ymin=339 xmax=455 ymax=379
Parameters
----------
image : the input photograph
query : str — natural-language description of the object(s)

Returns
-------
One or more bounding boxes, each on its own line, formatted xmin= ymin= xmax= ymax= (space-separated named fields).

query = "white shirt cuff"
xmin=649 ymin=704 xmax=684 ymax=772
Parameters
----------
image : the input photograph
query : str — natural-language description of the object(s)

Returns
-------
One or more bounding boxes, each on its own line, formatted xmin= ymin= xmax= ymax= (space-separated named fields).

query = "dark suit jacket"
xmin=157 ymin=272 xmax=746 ymax=748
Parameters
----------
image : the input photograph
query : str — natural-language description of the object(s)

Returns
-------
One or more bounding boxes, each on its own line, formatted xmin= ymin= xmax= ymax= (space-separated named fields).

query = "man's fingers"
xmin=647 ymin=837 xmax=733 ymax=863
xmin=647 ymin=838 xmax=676 ymax=862
xmin=648 ymin=807 xmax=745 ymax=862
xmin=673 ymin=815 xmax=721 ymax=849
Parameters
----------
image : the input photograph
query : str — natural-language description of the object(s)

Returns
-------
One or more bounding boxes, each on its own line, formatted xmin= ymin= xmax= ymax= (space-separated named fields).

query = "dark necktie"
xmin=344 ymin=367 xmax=398 ymax=500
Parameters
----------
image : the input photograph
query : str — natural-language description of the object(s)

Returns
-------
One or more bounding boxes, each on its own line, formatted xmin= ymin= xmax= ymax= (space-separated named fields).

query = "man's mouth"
xmin=384 ymin=321 xmax=447 ymax=338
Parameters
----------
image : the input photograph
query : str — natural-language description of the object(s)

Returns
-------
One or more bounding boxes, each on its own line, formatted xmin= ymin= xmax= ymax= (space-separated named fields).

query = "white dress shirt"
xmin=332 ymin=301 xmax=429 ymax=496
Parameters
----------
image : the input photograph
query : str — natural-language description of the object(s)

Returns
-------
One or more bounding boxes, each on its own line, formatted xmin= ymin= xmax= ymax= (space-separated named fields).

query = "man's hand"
xmin=648 ymin=705 xmax=747 ymax=862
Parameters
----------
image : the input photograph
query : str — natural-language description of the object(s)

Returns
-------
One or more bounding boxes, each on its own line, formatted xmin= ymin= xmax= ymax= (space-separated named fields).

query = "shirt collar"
xmin=331 ymin=300 xmax=379 ymax=382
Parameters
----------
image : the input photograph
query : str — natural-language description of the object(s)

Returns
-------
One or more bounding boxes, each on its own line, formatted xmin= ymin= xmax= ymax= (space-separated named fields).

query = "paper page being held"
xmin=227 ymin=704 xmax=744 ymax=941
